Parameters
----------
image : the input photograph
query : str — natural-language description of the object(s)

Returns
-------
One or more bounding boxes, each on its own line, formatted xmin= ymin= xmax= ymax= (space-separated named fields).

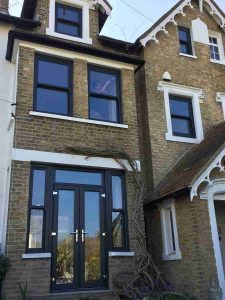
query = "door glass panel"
xmin=112 ymin=176 xmax=123 ymax=209
xmin=56 ymin=170 xmax=102 ymax=185
xmin=32 ymin=169 xmax=46 ymax=206
xmin=56 ymin=190 xmax=75 ymax=285
xmin=112 ymin=212 xmax=124 ymax=248
xmin=28 ymin=209 xmax=43 ymax=249
xmin=84 ymin=191 xmax=101 ymax=283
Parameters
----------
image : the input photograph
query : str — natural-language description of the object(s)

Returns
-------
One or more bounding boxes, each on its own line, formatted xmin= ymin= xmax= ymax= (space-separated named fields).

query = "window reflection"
xmin=28 ymin=209 xmax=43 ymax=249
xmin=112 ymin=212 xmax=124 ymax=248
xmin=32 ymin=169 xmax=45 ymax=206
xmin=56 ymin=170 xmax=102 ymax=185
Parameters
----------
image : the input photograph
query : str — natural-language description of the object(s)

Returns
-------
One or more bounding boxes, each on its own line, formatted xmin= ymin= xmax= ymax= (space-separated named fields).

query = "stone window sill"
xmin=162 ymin=250 xmax=182 ymax=261
xmin=46 ymin=29 xmax=92 ymax=45
xmin=165 ymin=133 xmax=202 ymax=144
xmin=29 ymin=111 xmax=129 ymax=129
xmin=179 ymin=53 xmax=197 ymax=59
xmin=210 ymin=59 xmax=225 ymax=66
xmin=109 ymin=251 xmax=135 ymax=257
xmin=22 ymin=253 xmax=51 ymax=259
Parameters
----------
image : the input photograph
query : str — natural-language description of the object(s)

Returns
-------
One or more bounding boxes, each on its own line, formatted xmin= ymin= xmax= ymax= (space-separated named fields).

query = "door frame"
xmin=207 ymin=179 xmax=225 ymax=299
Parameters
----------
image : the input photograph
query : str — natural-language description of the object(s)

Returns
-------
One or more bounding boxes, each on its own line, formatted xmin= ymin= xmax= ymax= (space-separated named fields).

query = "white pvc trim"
xmin=47 ymin=0 xmax=92 ymax=45
xmin=29 ymin=111 xmax=129 ymax=129
xmin=207 ymin=181 xmax=225 ymax=299
xmin=12 ymin=148 xmax=141 ymax=172
xmin=158 ymin=81 xmax=204 ymax=144
xmin=158 ymin=199 xmax=182 ymax=261
xmin=109 ymin=251 xmax=135 ymax=257
xmin=217 ymin=92 xmax=225 ymax=119
xmin=22 ymin=253 xmax=51 ymax=259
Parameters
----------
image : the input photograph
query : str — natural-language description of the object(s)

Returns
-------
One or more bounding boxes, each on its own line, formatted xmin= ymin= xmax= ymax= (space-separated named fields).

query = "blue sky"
xmin=10 ymin=0 xmax=225 ymax=42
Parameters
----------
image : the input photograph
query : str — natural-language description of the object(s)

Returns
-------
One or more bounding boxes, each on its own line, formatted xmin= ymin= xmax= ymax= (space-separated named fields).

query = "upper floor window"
xmin=178 ymin=26 xmax=193 ymax=56
xmin=46 ymin=0 xmax=92 ymax=44
xmin=208 ymin=31 xmax=225 ymax=64
xmin=34 ymin=55 xmax=73 ymax=116
xmin=55 ymin=3 xmax=82 ymax=38
xmin=209 ymin=36 xmax=220 ymax=61
xmin=169 ymin=95 xmax=196 ymax=138
xmin=158 ymin=81 xmax=204 ymax=144
xmin=88 ymin=65 xmax=122 ymax=123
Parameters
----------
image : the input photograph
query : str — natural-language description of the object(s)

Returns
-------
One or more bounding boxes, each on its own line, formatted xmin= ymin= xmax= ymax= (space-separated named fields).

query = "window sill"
xmin=179 ymin=53 xmax=197 ymax=59
xmin=46 ymin=29 xmax=92 ymax=45
xmin=109 ymin=251 xmax=135 ymax=257
xmin=29 ymin=111 xmax=129 ymax=129
xmin=210 ymin=59 xmax=225 ymax=65
xmin=162 ymin=251 xmax=182 ymax=261
xmin=22 ymin=253 xmax=51 ymax=259
xmin=165 ymin=133 xmax=202 ymax=144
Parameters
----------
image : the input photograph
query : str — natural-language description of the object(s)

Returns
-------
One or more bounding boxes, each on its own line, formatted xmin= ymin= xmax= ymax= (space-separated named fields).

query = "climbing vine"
xmin=59 ymin=146 xmax=166 ymax=299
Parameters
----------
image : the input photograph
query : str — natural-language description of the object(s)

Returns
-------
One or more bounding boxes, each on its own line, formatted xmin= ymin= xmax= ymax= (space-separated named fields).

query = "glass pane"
xmin=84 ymin=191 xmax=101 ymax=283
xmin=32 ymin=169 xmax=45 ymax=206
xmin=38 ymin=60 xmax=69 ymax=88
xmin=180 ymin=43 xmax=188 ymax=54
xmin=90 ymin=70 xmax=117 ymax=97
xmin=112 ymin=212 xmax=124 ymax=248
xmin=171 ymin=117 xmax=191 ymax=135
xmin=179 ymin=29 xmax=188 ymax=42
xmin=55 ymin=170 xmax=102 ymax=185
xmin=57 ymin=5 xmax=80 ymax=23
xmin=36 ymin=87 xmax=68 ymax=115
xmin=56 ymin=21 xmax=80 ymax=37
xmin=169 ymin=97 xmax=190 ymax=117
xmin=56 ymin=190 xmax=74 ymax=284
xmin=112 ymin=176 xmax=123 ymax=209
xmin=28 ymin=209 xmax=43 ymax=249
xmin=90 ymin=96 xmax=118 ymax=122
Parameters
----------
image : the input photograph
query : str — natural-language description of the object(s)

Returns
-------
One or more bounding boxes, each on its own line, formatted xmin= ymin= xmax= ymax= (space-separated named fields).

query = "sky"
xmin=9 ymin=0 xmax=225 ymax=42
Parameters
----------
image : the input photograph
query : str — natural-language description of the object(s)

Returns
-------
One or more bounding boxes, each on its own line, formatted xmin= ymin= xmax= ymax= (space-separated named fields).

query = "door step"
xmin=29 ymin=289 xmax=123 ymax=300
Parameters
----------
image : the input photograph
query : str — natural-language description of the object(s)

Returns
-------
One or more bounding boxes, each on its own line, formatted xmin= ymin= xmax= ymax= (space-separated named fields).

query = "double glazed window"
xmin=89 ymin=66 xmax=121 ymax=123
xmin=169 ymin=95 xmax=196 ymax=138
xmin=209 ymin=36 xmax=220 ymax=61
xmin=34 ymin=56 xmax=123 ymax=124
xmin=34 ymin=55 xmax=73 ymax=116
xmin=27 ymin=168 xmax=47 ymax=251
xmin=27 ymin=166 xmax=129 ymax=252
xmin=178 ymin=26 xmax=193 ymax=55
xmin=55 ymin=3 xmax=82 ymax=38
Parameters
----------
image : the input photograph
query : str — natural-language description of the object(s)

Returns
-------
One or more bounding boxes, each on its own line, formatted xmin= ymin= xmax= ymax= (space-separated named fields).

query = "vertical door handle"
xmin=82 ymin=229 xmax=88 ymax=242
xmin=70 ymin=229 xmax=79 ymax=242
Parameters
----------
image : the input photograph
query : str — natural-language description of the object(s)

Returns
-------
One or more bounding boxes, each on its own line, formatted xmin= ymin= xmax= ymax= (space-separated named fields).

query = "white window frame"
xmin=158 ymin=81 xmax=204 ymax=144
xmin=216 ymin=92 xmax=225 ymax=119
xmin=208 ymin=30 xmax=225 ymax=65
xmin=159 ymin=199 xmax=181 ymax=261
xmin=46 ymin=0 xmax=93 ymax=44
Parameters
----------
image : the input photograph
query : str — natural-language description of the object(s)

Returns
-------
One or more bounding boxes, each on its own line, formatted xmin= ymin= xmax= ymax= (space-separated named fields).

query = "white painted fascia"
xmin=216 ymin=92 xmax=225 ymax=118
xmin=190 ymin=147 xmax=225 ymax=200
xmin=93 ymin=0 xmax=112 ymax=16
xmin=29 ymin=111 xmax=129 ymax=128
xmin=12 ymin=148 xmax=141 ymax=172
xmin=158 ymin=81 xmax=204 ymax=144
xmin=17 ymin=42 xmax=135 ymax=70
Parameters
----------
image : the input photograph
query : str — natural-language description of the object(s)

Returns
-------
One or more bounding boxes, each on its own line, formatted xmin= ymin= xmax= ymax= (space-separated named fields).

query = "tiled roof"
xmin=147 ymin=122 xmax=225 ymax=204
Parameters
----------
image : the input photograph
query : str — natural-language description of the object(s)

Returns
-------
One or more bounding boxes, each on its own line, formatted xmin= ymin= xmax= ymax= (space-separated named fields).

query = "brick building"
xmin=1 ymin=0 xmax=225 ymax=299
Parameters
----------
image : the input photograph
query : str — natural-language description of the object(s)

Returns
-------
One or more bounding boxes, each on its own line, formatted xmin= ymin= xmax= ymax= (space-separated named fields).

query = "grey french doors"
xmin=51 ymin=182 xmax=107 ymax=291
